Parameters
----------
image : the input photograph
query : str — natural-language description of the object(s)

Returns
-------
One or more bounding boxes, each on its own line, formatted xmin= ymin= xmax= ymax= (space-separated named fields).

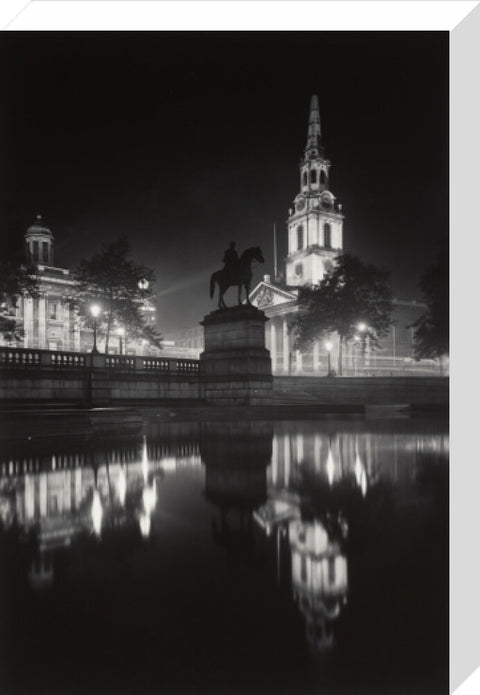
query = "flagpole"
xmin=273 ymin=223 xmax=278 ymax=282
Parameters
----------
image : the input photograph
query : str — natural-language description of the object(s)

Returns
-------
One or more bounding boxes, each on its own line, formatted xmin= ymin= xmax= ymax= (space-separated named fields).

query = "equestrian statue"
xmin=210 ymin=242 xmax=265 ymax=309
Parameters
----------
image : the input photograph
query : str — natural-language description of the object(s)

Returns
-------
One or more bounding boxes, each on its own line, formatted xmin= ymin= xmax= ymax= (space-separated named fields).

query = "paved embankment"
xmin=273 ymin=376 xmax=449 ymax=407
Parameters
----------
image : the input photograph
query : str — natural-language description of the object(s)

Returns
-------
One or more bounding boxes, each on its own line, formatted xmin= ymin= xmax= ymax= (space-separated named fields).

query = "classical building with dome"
xmin=3 ymin=214 xmax=156 ymax=354
xmin=14 ymin=215 xmax=81 ymax=352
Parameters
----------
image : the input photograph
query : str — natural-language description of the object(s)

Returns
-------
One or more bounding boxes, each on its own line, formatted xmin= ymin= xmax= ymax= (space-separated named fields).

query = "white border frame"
xmin=1 ymin=2 xmax=479 ymax=693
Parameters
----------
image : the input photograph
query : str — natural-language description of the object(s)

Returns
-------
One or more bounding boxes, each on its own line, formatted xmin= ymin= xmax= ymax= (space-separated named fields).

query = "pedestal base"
xmin=200 ymin=305 xmax=272 ymax=406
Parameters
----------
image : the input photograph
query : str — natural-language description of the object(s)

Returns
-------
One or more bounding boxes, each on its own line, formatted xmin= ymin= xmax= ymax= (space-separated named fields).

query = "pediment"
xmin=249 ymin=281 xmax=297 ymax=309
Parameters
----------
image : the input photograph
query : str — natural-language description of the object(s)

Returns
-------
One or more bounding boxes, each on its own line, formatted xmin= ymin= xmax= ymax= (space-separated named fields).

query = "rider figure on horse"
xmin=223 ymin=242 xmax=239 ymax=284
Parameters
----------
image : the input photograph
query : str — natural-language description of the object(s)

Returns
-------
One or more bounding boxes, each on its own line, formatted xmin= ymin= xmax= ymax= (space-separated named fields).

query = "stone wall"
xmin=273 ymin=376 xmax=449 ymax=406
xmin=0 ymin=347 xmax=202 ymax=405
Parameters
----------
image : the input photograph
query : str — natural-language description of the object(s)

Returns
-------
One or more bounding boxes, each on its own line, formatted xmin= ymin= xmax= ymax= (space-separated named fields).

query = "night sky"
xmin=0 ymin=32 xmax=448 ymax=332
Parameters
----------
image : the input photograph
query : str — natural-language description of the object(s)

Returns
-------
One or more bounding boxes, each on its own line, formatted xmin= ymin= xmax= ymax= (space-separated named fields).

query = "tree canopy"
xmin=412 ymin=249 xmax=448 ymax=360
xmin=0 ymin=206 xmax=38 ymax=342
xmin=71 ymin=236 xmax=162 ymax=353
xmin=292 ymin=253 xmax=393 ymax=374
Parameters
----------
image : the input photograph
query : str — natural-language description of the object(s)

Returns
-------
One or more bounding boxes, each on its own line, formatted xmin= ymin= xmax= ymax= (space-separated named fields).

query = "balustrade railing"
xmin=105 ymin=356 xmax=136 ymax=370
xmin=0 ymin=345 xmax=200 ymax=376
xmin=1 ymin=348 xmax=41 ymax=368
xmin=51 ymin=352 xmax=87 ymax=368
xmin=142 ymin=358 xmax=170 ymax=371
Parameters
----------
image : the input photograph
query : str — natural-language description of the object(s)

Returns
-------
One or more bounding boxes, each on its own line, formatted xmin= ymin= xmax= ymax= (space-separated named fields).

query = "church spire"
xmin=305 ymin=94 xmax=322 ymax=157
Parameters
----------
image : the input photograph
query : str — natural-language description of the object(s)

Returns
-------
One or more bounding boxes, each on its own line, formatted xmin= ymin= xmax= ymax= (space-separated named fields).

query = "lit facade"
xmin=2 ymin=215 xmax=158 ymax=354
xmin=248 ymin=96 xmax=437 ymax=375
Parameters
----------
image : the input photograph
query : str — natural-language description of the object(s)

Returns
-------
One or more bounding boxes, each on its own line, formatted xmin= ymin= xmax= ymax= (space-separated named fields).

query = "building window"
xmin=42 ymin=242 xmax=49 ymax=263
xmin=33 ymin=240 xmax=39 ymax=262
xmin=324 ymin=223 xmax=331 ymax=248
xmin=297 ymin=225 xmax=304 ymax=250
xmin=49 ymin=302 xmax=58 ymax=320
xmin=310 ymin=169 xmax=317 ymax=184
xmin=320 ymin=169 xmax=326 ymax=185
xmin=302 ymin=172 xmax=308 ymax=187
xmin=295 ymin=263 xmax=303 ymax=277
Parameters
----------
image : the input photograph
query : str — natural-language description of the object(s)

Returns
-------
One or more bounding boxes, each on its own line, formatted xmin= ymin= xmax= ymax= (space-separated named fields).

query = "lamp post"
xmin=116 ymin=326 xmax=125 ymax=355
xmin=353 ymin=334 xmax=360 ymax=376
xmin=325 ymin=340 xmax=333 ymax=377
xmin=90 ymin=304 xmax=101 ymax=354
xmin=357 ymin=322 xmax=368 ymax=374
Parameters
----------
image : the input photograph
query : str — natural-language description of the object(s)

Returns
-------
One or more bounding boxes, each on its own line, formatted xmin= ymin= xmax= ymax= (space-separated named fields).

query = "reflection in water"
xmin=256 ymin=421 xmax=449 ymax=653
xmin=0 ymin=426 xmax=202 ymax=587
xmin=0 ymin=418 xmax=448 ymax=694
xmin=117 ymin=466 xmax=127 ymax=506
xmin=91 ymin=489 xmax=103 ymax=537
xmin=289 ymin=519 xmax=348 ymax=652
xmin=201 ymin=422 xmax=272 ymax=567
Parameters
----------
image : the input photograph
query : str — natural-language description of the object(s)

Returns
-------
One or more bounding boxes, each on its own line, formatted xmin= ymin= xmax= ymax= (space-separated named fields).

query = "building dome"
xmin=25 ymin=214 xmax=54 ymax=239
xmin=25 ymin=214 xmax=54 ymax=265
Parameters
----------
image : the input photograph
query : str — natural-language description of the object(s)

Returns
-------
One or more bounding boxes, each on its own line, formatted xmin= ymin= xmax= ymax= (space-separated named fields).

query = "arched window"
xmin=324 ymin=223 xmax=331 ymax=248
xmin=297 ymin=225 xmax=304 ymax=250
xmin=310 ymin=169 xmax=317 ymax=184
xmin=320 ymin=169 xmax=326 ymax=185
xmin=302 ymin=172 xmax=308 ymax=187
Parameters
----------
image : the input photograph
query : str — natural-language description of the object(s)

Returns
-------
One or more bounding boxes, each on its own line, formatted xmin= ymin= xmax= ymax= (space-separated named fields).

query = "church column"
xmin=23 ymin=297 xmax=33 ymax=348
xmin=38 ymin=295 xmax=46 ymax=349
xmin=282 ymin=319 xmax=289 ymax=374
xmin=63 ymin=303 xmax=70 ymax=351
xmin=270 ymin=321 xmax=277 ymax=374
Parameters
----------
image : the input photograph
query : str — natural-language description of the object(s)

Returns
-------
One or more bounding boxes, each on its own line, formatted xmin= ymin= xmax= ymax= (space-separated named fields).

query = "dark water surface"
xmin=0 ymin=416 xmax=448 ymax=695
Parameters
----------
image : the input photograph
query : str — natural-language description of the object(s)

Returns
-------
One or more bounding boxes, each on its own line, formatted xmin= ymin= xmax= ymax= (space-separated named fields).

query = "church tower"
xmin=285 ymin=95 xmax=343 ymax=287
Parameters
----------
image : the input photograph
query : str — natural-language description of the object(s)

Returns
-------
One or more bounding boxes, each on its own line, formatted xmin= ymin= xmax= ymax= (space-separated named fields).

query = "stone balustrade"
xmin=0 ymin=346 xmax=202 ymax=405
xmin=0 ymin=346 xmax=199 ymax=375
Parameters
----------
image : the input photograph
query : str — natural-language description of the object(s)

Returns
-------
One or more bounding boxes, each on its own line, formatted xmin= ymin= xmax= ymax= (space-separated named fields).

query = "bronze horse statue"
xmin=210 ymin=246 xmax=265 ymax=309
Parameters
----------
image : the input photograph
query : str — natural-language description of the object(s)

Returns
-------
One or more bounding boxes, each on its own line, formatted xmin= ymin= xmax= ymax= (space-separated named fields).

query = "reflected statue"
xmin=200 ymin=421 xmax=272 ymax=567
xmin=210 ymin=245 xmax=265 ymax=309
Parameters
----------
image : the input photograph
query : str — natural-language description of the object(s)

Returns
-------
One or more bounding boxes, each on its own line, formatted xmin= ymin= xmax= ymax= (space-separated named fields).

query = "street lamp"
xmin=325 ymin=340 xmax=333 ymax=377
xmin=116 ymin=326 xmax=125 ymax=355
xmin=353 ymin=334 xmax=360 ymax=376
xmin=90 ymin=304 xmax=101 ymax=354
xmin=357 ymin=322 xmax=367 ymax=333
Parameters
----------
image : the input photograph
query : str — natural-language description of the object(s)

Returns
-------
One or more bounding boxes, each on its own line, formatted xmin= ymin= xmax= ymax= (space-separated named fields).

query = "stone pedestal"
xmin=200 ymin=305 xmax=272 ymax=406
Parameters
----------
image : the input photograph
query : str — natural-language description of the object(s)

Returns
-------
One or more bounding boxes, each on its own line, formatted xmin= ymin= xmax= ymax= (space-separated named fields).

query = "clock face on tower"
xmin=296 ymin=196 xmax=305 ymax=212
